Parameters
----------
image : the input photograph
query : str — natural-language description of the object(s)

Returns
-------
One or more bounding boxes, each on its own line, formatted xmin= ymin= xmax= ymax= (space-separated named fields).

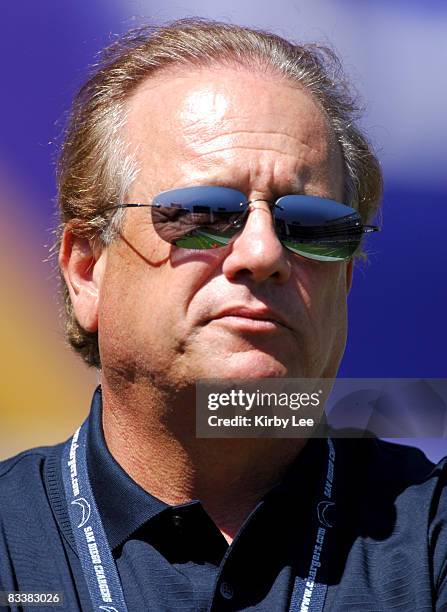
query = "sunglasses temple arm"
xmin=102 ymin=203 xmax=156 ymax=212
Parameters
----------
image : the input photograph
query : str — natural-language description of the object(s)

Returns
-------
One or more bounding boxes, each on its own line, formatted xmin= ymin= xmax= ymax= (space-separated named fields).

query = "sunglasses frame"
xmin=103 ymin=185 xmax=380 ymax=261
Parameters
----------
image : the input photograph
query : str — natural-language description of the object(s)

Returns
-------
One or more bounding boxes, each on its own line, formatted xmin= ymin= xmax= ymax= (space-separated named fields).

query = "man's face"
xmin=96 ymin=66 xmax=351 ymax=387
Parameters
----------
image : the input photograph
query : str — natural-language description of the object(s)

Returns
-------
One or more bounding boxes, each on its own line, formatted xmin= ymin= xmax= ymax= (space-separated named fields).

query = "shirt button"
xmin=171 ymin=514 xmax=184 ymax=529
xmin=219 ymin=581 xmax=234 ymax=600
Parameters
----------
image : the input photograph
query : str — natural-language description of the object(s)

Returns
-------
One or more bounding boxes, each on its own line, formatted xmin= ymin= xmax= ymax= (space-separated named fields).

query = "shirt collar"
xmin=86 ymin=385 xmax=328 ymax=551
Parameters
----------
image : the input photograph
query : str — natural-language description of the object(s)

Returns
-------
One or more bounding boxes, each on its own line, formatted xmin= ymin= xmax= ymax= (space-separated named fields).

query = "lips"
xmin=210 ymin=305 xmax=291 ymax=330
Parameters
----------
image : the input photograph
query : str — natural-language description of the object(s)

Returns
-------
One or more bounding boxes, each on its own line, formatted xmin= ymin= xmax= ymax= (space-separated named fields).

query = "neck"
xmin=100 ymin=376 xmax=307 ymax=543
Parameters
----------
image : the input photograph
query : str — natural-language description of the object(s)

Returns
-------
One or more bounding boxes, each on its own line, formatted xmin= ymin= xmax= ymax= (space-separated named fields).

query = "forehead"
xmin=124 ymin=65 xmax=343 ymax=199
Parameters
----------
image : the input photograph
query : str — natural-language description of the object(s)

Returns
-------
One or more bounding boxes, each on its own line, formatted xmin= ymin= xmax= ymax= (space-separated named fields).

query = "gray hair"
xmin=56 ymin=17 xmax=382 ymax=368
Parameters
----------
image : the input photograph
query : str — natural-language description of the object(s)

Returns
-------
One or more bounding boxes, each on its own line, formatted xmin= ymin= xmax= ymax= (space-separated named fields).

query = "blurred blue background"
xmin=1 ymin=0 xmax=445 ymax=461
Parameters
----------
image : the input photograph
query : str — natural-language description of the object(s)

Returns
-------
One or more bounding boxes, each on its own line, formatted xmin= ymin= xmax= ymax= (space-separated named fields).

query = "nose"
xmin=222 ymin=199 xmax=291 ymax=284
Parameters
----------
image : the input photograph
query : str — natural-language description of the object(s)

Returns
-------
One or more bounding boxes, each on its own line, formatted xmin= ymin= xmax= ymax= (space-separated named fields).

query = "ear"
xmin=346 ymin=259 xmax=354 ymax=295
xmin=59 ymin=226 xmax=107 ymax=333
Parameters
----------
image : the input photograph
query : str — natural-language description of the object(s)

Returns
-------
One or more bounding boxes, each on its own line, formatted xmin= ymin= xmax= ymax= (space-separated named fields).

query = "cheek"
xmin=169 ymin=247 xmax=230 ymax=311
xmin=320 ymin=267 xmax=349 ymax=353
xmin=97 ymin=259 xmax=137 ymax=359
xmin=300 ymin=262 xmax=348 ymax=333
xmin=97 ymin=247 xmax=211 ymax=350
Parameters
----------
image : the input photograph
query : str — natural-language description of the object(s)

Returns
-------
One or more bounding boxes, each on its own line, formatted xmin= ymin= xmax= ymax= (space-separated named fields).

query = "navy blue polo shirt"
xmin=0 ymin=385 xmax=446 ymax=611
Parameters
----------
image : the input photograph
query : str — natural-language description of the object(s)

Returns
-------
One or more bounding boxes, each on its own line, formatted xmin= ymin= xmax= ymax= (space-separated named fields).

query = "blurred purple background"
xmin=1 ymin=1 xmax=446 ymax=461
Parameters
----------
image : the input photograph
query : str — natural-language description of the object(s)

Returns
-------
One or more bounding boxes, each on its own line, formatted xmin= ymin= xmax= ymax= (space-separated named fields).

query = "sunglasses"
xmin=105 ymin=185 xmax=380 ymax=262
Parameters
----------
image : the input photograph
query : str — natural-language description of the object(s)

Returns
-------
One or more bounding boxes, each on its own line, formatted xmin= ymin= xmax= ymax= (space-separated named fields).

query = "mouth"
xmin=209 ymin=306 xmax=291 ymax=332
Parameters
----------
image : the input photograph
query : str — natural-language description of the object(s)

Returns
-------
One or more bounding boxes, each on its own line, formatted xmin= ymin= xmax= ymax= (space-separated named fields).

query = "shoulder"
xmin=0 ymin=444 xmax=56 ymax=478
xmin=335 ymin=437 xmax=444 ymax=490
xmin=0 ymin=443 xmax=80 ymax=593
xmin=335 ymin=438 xmax=447 ymax=605
xmin=0 ymin=446 xmax=51 ymax=474
xmin=333 ymin=437 xmax=447 ymax=547
xmin=371 ymin=439 xmax=447 ymax=505
xmin=371 ymin=437 xmax=442 ymax=471
xmin=0 ymin=443 xmax=64 ymax=507
xmin=365 ymin=439 xmax=447 ymax=517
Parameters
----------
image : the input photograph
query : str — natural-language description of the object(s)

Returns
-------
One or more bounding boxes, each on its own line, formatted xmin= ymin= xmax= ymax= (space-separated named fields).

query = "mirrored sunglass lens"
xmin=280 ymin=239 xmax=359 ymax=261
xmin=274 ymin=195 xmax=363 ymax=261
xmin=151 ymin=186 xmax=246 ymax=249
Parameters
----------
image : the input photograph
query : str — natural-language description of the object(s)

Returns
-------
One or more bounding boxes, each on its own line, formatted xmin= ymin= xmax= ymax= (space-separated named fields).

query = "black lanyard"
xmin=62 ymin=419 xmax=335 ymax=611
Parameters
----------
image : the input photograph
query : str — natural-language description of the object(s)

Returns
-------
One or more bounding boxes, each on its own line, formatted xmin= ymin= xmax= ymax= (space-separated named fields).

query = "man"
xmin=0 ymin=19 xmax=445 ymax=612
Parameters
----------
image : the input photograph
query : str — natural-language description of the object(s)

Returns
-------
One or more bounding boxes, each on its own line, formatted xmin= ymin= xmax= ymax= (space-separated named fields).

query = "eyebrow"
xmin=179 ymin=178 xmax=310 ymax=200
xmin=170 ymin=160 xmax=330 ymax=200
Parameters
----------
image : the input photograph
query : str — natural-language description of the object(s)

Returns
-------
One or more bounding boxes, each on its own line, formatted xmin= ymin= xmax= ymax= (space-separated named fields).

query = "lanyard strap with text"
xmin=62 ymin=420 xmax=335 ymax=612
xmin=288 ymin=437 xmax=336 ymax=612
xmin=62 ymin=419 xmax=128 ymax=612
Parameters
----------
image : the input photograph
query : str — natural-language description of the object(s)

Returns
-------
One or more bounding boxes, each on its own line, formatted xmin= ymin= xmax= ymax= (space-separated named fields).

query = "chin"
xmin=199 ymin=352 xmax=293 ymax=380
